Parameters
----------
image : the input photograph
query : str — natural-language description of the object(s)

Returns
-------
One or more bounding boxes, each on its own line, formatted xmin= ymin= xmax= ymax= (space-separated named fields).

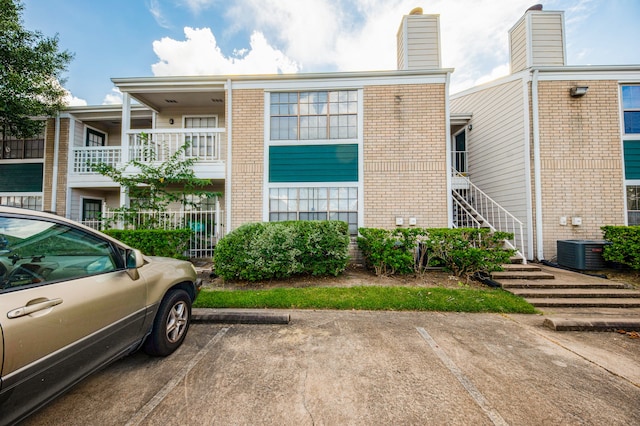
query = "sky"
xmin=20 ymin=0 xmax=640 ymax=106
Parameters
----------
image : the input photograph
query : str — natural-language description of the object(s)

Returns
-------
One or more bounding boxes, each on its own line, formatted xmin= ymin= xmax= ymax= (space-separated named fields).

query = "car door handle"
xmin=7 ymin=298 xmax=63 ymax=319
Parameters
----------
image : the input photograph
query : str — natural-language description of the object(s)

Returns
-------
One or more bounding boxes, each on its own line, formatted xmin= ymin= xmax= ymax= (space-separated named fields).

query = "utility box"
xmin=556 ymin=240 xmax=608 ymax=270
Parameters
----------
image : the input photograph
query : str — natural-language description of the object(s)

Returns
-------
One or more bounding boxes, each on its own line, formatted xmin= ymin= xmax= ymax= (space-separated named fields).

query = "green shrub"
xmin=213 ymin=221 xmax=350 ymax=281
xmin=104 ymin=228 xmax=192 ymax=259
xmin=358 ymin=227 xmax=514 ymax=281
xmin=601 ymin=225 xmax=640 ymax=269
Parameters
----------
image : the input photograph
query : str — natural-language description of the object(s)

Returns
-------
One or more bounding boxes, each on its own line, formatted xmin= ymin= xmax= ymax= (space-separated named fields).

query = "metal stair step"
xmin=525 ymin=298 xmax=640 ymax=308
xmin=510 ymin=288 xmax=640 ymax=298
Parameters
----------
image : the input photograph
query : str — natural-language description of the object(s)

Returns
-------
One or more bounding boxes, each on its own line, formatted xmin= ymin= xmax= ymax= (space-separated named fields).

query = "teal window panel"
xmin=270 ymin=144 xmax=358 ymax=182
xmin=0 ymin=163 xmax=43 ymax=192
xmin=624 ymin=141 xmax=640 ymax=179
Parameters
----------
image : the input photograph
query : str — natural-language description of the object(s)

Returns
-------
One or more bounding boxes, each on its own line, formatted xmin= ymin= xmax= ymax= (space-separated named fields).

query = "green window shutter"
xmin=624 ymin=141 xmax=640 ymax=179
xmin=269 ymin=144 xmax=358 ymax=183
xmin=0 ymin=163 xmax=43 ymax=192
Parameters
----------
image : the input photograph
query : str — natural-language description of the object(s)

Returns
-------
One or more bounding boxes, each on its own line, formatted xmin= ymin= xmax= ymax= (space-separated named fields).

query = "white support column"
xmin=119 ymin=92 xmax=131 ymax=210
xmin=121 ymin=92 xmax=131 ymax=164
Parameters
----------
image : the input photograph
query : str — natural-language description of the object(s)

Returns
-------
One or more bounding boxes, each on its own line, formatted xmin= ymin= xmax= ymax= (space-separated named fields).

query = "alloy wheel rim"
xmin=166 ymin=301 xmax=188 ymax=343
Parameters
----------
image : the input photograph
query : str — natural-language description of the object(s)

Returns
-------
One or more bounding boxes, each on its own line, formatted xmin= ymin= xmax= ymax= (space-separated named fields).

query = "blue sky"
xmin=21 ymin=0 xmax=640 ymax=106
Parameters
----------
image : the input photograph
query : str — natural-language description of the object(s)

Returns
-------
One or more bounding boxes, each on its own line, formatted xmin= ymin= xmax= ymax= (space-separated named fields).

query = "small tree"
xmin=0 ymin=0 xmax=73 ymax=140
xmin=91 ymin=134 xmax=221 ymax=228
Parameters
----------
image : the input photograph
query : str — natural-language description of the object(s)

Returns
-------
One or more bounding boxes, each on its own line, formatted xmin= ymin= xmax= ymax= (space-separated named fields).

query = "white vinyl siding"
xmin=509 ymin=19 xmax=527 ymax=73
xmin=397 ymin=14 xmax=441 ymax=70
xmin=451 ymin=79 xmax=530 ymax=257
xmin=509 ymin=11 xmax=565 ymax=72
xmin=530 ymin=13 xmax=565 ymax=67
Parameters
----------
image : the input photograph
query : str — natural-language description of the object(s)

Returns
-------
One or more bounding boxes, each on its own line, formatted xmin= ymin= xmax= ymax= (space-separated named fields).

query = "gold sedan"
xmin=0 ymin=206 xmax=202 ymax=425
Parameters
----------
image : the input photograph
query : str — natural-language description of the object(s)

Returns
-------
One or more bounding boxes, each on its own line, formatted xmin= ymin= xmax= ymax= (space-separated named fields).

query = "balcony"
xmin=71 ymin=128 xmax=225 ymax=178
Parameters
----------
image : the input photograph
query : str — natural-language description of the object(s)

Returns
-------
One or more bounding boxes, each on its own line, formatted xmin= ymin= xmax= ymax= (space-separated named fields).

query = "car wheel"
xmin=144 ymin=289 xmax=192 ymax=356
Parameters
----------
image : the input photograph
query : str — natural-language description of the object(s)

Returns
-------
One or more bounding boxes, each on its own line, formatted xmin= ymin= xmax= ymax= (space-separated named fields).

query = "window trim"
xmin=85 ymin=127 xmax=106 ymax=147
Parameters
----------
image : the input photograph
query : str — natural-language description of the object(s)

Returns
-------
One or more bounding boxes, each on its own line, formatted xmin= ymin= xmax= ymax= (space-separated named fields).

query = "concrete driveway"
xmin=23 ymin=310 xmax=640 ymax=425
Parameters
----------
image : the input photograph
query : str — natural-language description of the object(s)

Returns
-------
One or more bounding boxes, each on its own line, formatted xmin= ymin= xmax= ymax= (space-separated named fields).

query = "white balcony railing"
xmin=71 ymin=129 xmax=224 ymax=174
xmin=129 ymin=129 xmax=223 ymax=163
xmin=73 ymin=146 xmax=121 ymax=174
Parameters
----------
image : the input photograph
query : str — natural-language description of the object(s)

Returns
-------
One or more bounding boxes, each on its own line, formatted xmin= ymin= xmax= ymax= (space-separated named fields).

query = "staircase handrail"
xmin=451 ymin=167 xmax=526 ymax=261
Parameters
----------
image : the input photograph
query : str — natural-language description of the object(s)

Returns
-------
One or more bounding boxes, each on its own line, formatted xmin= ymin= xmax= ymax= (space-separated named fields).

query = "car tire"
xmin=144 ymin=289 xmax=192 ymax=356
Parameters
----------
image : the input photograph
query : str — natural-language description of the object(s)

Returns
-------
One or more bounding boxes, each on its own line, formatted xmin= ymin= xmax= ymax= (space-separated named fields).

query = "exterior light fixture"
xmin=169 ymin=118 xmax=174 ymax=125
xmin=570 ymin=86 xmax=588 ymax=97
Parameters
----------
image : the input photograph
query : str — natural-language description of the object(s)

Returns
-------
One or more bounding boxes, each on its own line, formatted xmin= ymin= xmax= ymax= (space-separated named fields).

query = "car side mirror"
xmin=125 ymin=249 xmax=144 ymax=280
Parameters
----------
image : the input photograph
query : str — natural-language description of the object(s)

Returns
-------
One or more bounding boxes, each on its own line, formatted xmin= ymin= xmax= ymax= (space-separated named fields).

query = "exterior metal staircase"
xmin=451 ymin=169 xmax=526 ymax=263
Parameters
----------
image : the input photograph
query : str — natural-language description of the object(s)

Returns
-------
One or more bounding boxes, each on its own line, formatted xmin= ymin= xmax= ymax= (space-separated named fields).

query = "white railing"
xmin=451 ymin=168 xmax=526 ymax=261
xmin=451 ymin=150 xmax=468 ymax=174
xmin=83 ymin=208 xmax=224 ymax=258
xmin=73 ymin=146 xmax=121 ymax=173
xmin=129 ymin=129 xmax=224 ymax=163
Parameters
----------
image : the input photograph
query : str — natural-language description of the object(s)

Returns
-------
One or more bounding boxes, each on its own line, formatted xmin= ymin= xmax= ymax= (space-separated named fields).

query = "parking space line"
xmin=416 ymin=327 xmax=509 ymax=426
xmin=125 ymin=327 xmax=230 ymax=426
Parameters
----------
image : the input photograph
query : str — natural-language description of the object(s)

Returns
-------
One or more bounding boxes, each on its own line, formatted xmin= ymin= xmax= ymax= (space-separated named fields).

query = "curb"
xmin=192 ymin=308 xmax=291 ymax=324
xmin=543 ymin=317 xmax=640 ymax=332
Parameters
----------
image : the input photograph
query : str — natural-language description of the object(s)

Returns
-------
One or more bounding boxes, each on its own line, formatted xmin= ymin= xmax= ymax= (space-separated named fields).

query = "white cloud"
xmin=151 ymin=27 xmax=299 ymax=76
xmin=149 ymin=0 xmax=602 ymax=93
xmin=149 ymin=0 xmax=172 ymax=29
xmin=180 ymin=0 xmax=216 ymax=13
xmin=102 ymin=88 xmax=123 ymax=105
xmin=64 ymin=92 xmax=88 ymax=107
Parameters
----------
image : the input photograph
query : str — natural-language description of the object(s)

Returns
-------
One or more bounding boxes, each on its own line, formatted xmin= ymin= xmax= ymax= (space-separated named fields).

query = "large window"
xmin=270 ymin=91 xmax=358 ymax=141
xmin=0 ymin=196 xmax=42 ymax=211
xmin=622 ymin=85 xmax=640 ymax=134
xmin=1 ymin=137 xmax=44 ymax=159
xmin=269 ymin=187 xmax=358 ymax=234
xmin=86 ymin=128 xmax=105 ymax=147
xmin=627 ymin=186 xmax=640 ymax=225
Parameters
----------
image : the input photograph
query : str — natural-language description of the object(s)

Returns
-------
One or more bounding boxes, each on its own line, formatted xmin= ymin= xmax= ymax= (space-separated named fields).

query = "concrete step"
xmin=510 ymin=288 xmax=640 ymax=298
xmin=501 ymin=264 xmax=542 ymax=272
xmin=543 ymin=316 xmax=640 ymax=331
xmin=525 ymin=298 xmax=640 ymax=308
xmin=499 ymin=280 xmax=628 ymax=289
xmin=491 ymin=270 xmax=555 ymax=280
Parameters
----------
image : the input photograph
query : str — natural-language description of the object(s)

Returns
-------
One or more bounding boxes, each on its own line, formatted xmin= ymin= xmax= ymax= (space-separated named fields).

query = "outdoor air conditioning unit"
xmin=556 ymin=240 xmax=608 ymax=270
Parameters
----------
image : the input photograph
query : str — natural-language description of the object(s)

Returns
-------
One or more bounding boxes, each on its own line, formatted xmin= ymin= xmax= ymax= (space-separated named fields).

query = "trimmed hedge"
xmin=358 ymin=227 xmax=514 ymax=281
xmin=213 ymin=221 xmax=350 ymax=281
xmin=103 ymin=228 xmax=192 ymax=259
xmin=601 ymin=225 xmax=640 ymax=270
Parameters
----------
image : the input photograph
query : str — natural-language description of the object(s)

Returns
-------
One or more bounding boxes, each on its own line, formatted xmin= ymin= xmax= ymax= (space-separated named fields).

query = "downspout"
xmin=444 ymin=71 xmax=453 ymax=227
xmin=531 ymin=69 xmax=544 ymax=261
xmin=51 ymin=114 xmax=61 ymax=213
xmin=225 ymin=78 xmax=233 ymax=235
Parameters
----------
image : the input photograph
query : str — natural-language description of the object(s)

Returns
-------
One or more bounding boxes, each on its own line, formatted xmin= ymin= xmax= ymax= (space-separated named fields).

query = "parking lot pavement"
xmin=23 ymin=310 xmax=640 ymax=426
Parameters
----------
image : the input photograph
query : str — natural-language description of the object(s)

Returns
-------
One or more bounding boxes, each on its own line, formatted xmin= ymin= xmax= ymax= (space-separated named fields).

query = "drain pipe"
xmin=532 ymin=69 xmax=544 ymax=261
xmin=225 ymin=78 xmax=233 ymax=235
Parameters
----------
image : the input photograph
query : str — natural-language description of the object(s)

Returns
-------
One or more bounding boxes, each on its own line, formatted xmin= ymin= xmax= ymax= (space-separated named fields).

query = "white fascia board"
xmin=229 ymin=71 xmax=452 ymax=91
xmin=534 ymin=66 xmax=640 ymax=81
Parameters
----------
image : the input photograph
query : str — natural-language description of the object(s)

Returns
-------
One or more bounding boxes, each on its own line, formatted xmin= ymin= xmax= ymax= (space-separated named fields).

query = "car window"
xmin=0 ymin=216 xmax=119 ymax=292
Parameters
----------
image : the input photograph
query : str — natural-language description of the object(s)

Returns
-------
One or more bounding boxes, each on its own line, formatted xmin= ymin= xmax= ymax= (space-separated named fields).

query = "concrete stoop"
xmin=491 ymin=263 xmax=640 ymax=331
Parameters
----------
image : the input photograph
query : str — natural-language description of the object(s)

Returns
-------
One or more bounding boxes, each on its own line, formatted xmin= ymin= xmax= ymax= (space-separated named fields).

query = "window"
xmin=86 ymin=128 xmax=106 ymax=147
xmin=0 ymin=196 xmax=42 ymax=210
xmin=184 ymin=116 xmax=217 ymax=158
xmin=270 ymin=91 xmax=358 ymax=141
xmin=82 ymin=199 xmax=102 ymax=221
xmin=1 ymin=137 xmax=44 ymax=160
xmin=627 ymin=186 xmax=640 ymax=225
xmin=0 ymin=216 xmax=118 ymax=290
xmin=269 ymin=186 xmax=358 ymax=234
xmin=622 ymin=85 xmax=640 ymax=134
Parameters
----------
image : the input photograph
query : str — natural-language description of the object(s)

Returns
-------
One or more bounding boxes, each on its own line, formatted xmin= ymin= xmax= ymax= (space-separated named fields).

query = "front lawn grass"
xmin=194 ymin=286 xmax=537 ymax=313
